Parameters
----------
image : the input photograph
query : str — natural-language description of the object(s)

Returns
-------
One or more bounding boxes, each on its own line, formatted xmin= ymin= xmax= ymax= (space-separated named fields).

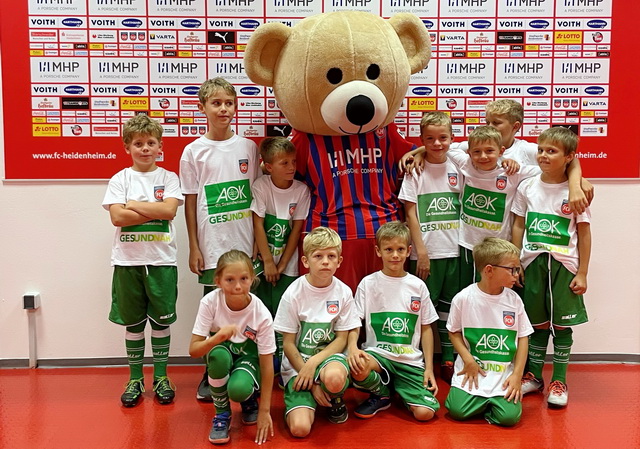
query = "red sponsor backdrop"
xmin=1 ymin=2 xmax=638 ymax=180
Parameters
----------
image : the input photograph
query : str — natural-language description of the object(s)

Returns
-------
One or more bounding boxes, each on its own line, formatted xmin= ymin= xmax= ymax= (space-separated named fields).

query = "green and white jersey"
xmin=273 ymin=276 xmax=361 ymax=385
xmin=451 ymin=138 xmax=538 ymax=166
xmin=179 ymin=134 xmax=261 ymax=270
xmin=448 ymin=151 xmax=540 ymax=250
xmin=398 ymin=157 xmax=463 ymax=260
xmin=447 ymin=284 xmax=533 ymax=398
xmin=250 ymin=176 xmax=311 ymax=276
xmin=512 ymin=176 xmax=591 ymax=274
xmin=355 ymin=271 xmax=438 ymax=368
xmin=103 ymin=167 xmax=184 ymax=266
xmin=192 ymin=290 xmax=276 ymax=357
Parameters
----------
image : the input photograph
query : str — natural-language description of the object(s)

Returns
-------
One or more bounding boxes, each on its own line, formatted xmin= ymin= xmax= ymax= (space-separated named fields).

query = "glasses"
xmin=491 ymin=264 xmax=521 ymax=276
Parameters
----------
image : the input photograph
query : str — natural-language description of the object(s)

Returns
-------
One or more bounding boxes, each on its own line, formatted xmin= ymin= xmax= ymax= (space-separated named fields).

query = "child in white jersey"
xmin=348 ymin=222 xmax=440 ymax=421
xmin=399 ymin=111 xmax=464 ymax=383
xmin=180 ymin=77 xmax=262 ymax=401
xmin=251 ymin=137 xmax=311 ymax=376
xmin=273 ymin=227 xmax=361 ymax=437
xmin=102 ymin=114 xmax=184 ymax=407
xmin=445 ymin=238 xmax=533 ymax=427
xmin=189 ymin=250 xmax=275 ymax=445
xmin=512 ymin=127 xmax=591 ymax=408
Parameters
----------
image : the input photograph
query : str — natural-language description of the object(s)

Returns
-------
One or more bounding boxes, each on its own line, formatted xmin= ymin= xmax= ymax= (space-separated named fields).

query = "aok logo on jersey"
xmin=417 ymin=192 xmax=460 ymax=224
xmin=371 ymin=312 xmax=418 ymax=345
xmin=205 ymin=179 xmax=252 ymax=215
xmin=299 ymin=322 xmax=333 ymax=356
xmin=264 ymin=214 xmax=290 ymax=249
xmin=462 ymin=186 xmax=506 ymax=222
xmin=465 ymin=328 xmax=516 ymax=362
xmin=525 ymin=212 xmax=571 ymax=246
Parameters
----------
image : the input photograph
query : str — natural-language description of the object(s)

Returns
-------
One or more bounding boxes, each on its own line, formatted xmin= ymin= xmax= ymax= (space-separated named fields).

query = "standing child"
xmin=348 ymin=222 xmax=440 ymax=421
xmin=399 ymin=111 xmax=464 ymax=383
xmin=180 ymin=77 xmax=262 ymax=401
xmin=512 ymin=127 xmax=591 ymax=407
xmin=445 ymin=238 xmax=533 ymax=427
xmin=274 ymin=227 xmax=361 ymax=437
xmin=251 ymin=137 xmax=311 ymax=375
xmin=189 ymin=250 xmax=275 ymax=445
xmin=102 ymin=114 xmax=184 ymax=407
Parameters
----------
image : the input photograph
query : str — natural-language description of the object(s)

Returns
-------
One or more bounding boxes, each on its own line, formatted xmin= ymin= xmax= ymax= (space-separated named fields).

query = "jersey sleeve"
xmin=517 ymin=164 xmax=542 ymax=182
xmin=511 ymin=182 xmax=528 ymax=217
xmin=334 ymin=286 xmax=362 ymax=331
xmin=447 ymin=147 xmax=469 ymax=168
xmin=102 ymin=171 xmax=126 ymax=210
xmin=250 ymin=177 xmax=268 ymax=218
xmin=163 ymin=170 xmax=185 ymax=204
xmin=446 ymin=292 xmax=464 ymax=333
xmin=353 ymin=279 xmax=367 ymax=320
xmin=255 ymin=302 xmax=277 ymax=355
xmin=397 ymin=172 xmax=418 ymax=204
xmin=292 ymin=183 xmax=311 ymax=220
xmin=273 ymin=291 xmax=300 ymax=334
xmin=419 ymin=283 xmax=438 ymax=326
xmin=576 ymin=207 xmax=591 ymax=224
xmin=516 ymin=298 xmax=534 ymax=338
xmin=192 ymin=293 xmax=217 ymax=337
xmin=179 ymin=144 xmax=199 ymax=194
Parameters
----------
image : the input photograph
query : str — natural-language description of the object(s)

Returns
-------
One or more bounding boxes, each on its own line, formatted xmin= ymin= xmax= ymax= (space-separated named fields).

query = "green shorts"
xmin=459 ymin=246 xmax=480 ymax=289
xmin=445 ymin=386 xmax=521 ymax=427
xmin=199 ymin=268 xmax=216 ymax=286
xmin=254 ymin=274 xmax=297 ymax=317
xmin=284 ymin=354 xmax=349 ymax=415
xmin=410 ymin=257 xmax=459 ymax=313
xmin=367 ymin=351 xmax=440 ymax=412
xmin=205 ymin=344 xmax=261 ymax=390
xmin=110 ymin=265 xmax=177 ymax=326
xmin=523 ymin=253 xmax=588 ymax=327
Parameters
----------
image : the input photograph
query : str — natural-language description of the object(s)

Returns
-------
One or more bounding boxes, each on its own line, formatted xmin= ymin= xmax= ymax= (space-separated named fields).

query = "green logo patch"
xmin=204 ymin=179 xmax=252 ymax=215
xmin=525 ymin=212 xmax=570 ymax=246
xmin=298 ymin=321 xmax=333 ymax=358
xmin=462 ymin=186 xmax=506 ymax=222
xmin=417 ymin=192 xmax=460 ymax=223
xmin=264 ymin=214 xmax=291 ymax=252
xmin=464 ymin=327 xmax=517 ymax=363
xmin=122 ymin=219 xmax=169 ymax=233
xmin=371 ymin=312 xmax=417 ymax=345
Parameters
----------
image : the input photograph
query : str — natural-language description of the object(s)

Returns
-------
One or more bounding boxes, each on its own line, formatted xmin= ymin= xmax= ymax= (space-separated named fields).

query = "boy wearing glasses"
xmin=511 ymin=127 xmax=591 ymax=408
xmin=445 ymin=238 xmax=532 ymax=427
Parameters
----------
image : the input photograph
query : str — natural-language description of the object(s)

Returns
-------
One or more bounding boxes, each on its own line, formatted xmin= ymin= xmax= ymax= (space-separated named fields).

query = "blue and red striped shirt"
xmin=292 ymin=124 xmax=415 ymax=239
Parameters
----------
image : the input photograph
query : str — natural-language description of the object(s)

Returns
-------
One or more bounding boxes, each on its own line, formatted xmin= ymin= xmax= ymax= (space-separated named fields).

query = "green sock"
xmin=551 ymin=328 xmax=573 ymax=384
xmin=125 ymin=328 xmax=145 ymax=380
xmin=438 ymin=319 xmax=454 ymax=362
xmin=353 ymin=371 xmax=389 ymax=397
xmin=150 ymin=325 xmax=170 ymax=379
xmin=209 ymin=376 xmax=232 ymax=414
xmin=528 ymin=329 xmax=551 ymax=380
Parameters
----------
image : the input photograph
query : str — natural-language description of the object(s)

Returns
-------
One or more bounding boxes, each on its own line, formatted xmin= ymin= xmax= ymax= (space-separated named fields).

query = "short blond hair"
xmin=473 ymin=237 xmax=520 ymax=273
xmin=303 ymin=227 xmax=342 ymax=258
xmin=420 ymin=111 xmax=452 ymax=136
xmin=468 ymin=125 xmax=502 ymax=149
xmin=122 ymin=114 xmax=163 ymax=144
xmin=538 ymin=127 xmax=579 ymax=155
xmin=198 ymin=77 xmax=236 ymax=104
xmin=376 ymin=221 xmax=410 ymax=247
xmin=260 ymin=136 xmax=296 ymax=164
xmin=486 ymin=99 xmax=524 ymax=124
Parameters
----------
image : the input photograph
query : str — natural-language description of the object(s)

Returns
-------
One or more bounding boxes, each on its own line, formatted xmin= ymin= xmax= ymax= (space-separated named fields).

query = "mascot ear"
xmin=388 ymin=14 xmax=431 ymax=75
xmin=244 ymin=23 xmax=292 ymax=87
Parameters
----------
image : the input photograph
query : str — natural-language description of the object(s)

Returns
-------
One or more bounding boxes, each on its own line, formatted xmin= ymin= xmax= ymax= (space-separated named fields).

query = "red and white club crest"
xmin=326 ymin=301 xmax=339 ymax=315
xmin=375 ymin=127 xmax=386 ymax=139
xmin=154 ymin=186 xmax=165 ymax=201
xmin=288 ymin=203 xmax=297 ymax=216
xmin=243 ymin=326 xmax=257 ymax=341
xmin=448 ymin=173 xmax=458 ymax=187
xmin=503 ymin=311 xmax=515 ymax=327
xmin=410 ymin=297 xmax=421 ymax=312
xmin=496 ymin=176 xmax=507 ymax=190
xmin=239 ymin=159 xmax=249 ymax=174
xmin=561 ymin=200 xmax=572 ymax=215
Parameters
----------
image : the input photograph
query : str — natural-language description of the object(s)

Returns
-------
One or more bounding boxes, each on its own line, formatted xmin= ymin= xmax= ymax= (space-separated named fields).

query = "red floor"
xmin=2 ymin=363 xmax=639 ymax=449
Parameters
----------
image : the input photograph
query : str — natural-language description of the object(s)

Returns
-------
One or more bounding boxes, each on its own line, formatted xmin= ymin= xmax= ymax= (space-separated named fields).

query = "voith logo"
xmin=527 ymin=86 xmax=547 ymax=95
xmin=498 ymin=20 xmax=524 ymax=28
xmin=150 ymin=19 xmax=175 ymax=27
xmin=465 ymin=193 xmax=497 ymax=211
xmin=62 ymin=18 xmax=83 ymax=27
xmin=529 ymin=217 xmax=561 ymax=234
xmin=181 ymin=19 xmax=202 ymax=28
xmin=585 ymin=86 xmax=605 ymax=95
xmin=302 ymin=327 xmax=331 ymax=345
xmin=382 ymin=317 xmax=410 ymax=334
xmin=529 ymin=20 xmax=550 ymax=29
xmin=471 ymin=20 xmax=491 ymax=29
xmin=497 ymin=87 xmax=522 ymax=95
xmin=476 ymin=333 xmax=509 ymax=351
xmin=122 ymin=19 xmax=143 ymax=28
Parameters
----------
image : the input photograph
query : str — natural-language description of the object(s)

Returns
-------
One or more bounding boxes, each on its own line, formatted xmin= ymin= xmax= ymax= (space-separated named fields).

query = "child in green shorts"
xmin=102 ymin=114 xmax=184 ymax=407
xmin=445 ymin=238 xmax=532 ymax=426
xmin=348 ymin=221 xmax=440 ymax=421
xmin=512 ymin=127 xmax=591 ymax=407
xmin=273 ymin=227 xmax=361 ymax=437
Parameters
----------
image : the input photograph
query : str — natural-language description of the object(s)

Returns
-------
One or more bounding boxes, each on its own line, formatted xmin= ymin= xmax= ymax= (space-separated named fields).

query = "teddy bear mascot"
xmin=244 ymin=11 xmax=431 ymax=292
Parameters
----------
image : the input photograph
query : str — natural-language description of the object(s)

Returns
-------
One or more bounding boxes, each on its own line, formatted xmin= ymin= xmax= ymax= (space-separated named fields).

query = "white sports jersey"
xmin=250 ymin=176 xmax=311 ymax=276
xmin=399 ymin=157 xmax=463 ymax=259
xmin=512 ymin=176 xmax=591 ymax=274
xmin=447 ymin=284 xmax=533 ymax=398
xmin=274 ymin=276 xmax=361 ymax=385
xmin=355 ymin=271 xmax=438 ymax=368
xmin=179 ymin=134 xmax=261 ymax=270
xmin=102 ymin=167 xmax=184 ymax=266
xmin=451 ymin=138 xmax=538 ymax=166
xmin=192 ymin=290 xmax=276 ymax=357
xmin=448 ymin=151 xmax=540 ymax=249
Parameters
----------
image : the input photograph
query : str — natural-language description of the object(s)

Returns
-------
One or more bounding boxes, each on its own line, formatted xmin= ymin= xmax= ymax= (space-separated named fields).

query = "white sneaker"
xmin=547 ymin=380 xmax=569 ymax=407
xmin=521 ymin=372 xmax=544 ymax=395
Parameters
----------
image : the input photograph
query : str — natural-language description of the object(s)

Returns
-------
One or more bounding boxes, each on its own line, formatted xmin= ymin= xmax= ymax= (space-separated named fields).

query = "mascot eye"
xmin=326 ymin=68 xmax=343 ymax=85
xmin=366 ymin=64 xmax=380 ymax=80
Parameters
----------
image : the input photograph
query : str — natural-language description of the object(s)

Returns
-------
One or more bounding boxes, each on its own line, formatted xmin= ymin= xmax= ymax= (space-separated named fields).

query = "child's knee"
xmin=287 ymin=414 xmax=313 ymax=438
xmin=489 ymin=405 xmax=521 ymax=427
xmin=321 ymin=365 xmax=348 ymax=394
xmin=411 ymin=406 xmax=435 ymax=421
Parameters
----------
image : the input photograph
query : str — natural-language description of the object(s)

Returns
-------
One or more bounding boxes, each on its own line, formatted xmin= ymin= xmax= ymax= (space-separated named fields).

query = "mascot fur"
xmin=244 ymin=11 xmax=431 ymax=290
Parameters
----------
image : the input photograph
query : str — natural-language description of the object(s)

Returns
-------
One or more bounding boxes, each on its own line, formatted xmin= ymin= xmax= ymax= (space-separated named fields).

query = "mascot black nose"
xmin=346 ymin=95 xmax=375 ymax=127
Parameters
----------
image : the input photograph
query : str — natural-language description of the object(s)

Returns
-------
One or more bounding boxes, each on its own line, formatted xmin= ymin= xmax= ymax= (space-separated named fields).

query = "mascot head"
xmin=244 ymin=11 xmax=431 ymax=136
